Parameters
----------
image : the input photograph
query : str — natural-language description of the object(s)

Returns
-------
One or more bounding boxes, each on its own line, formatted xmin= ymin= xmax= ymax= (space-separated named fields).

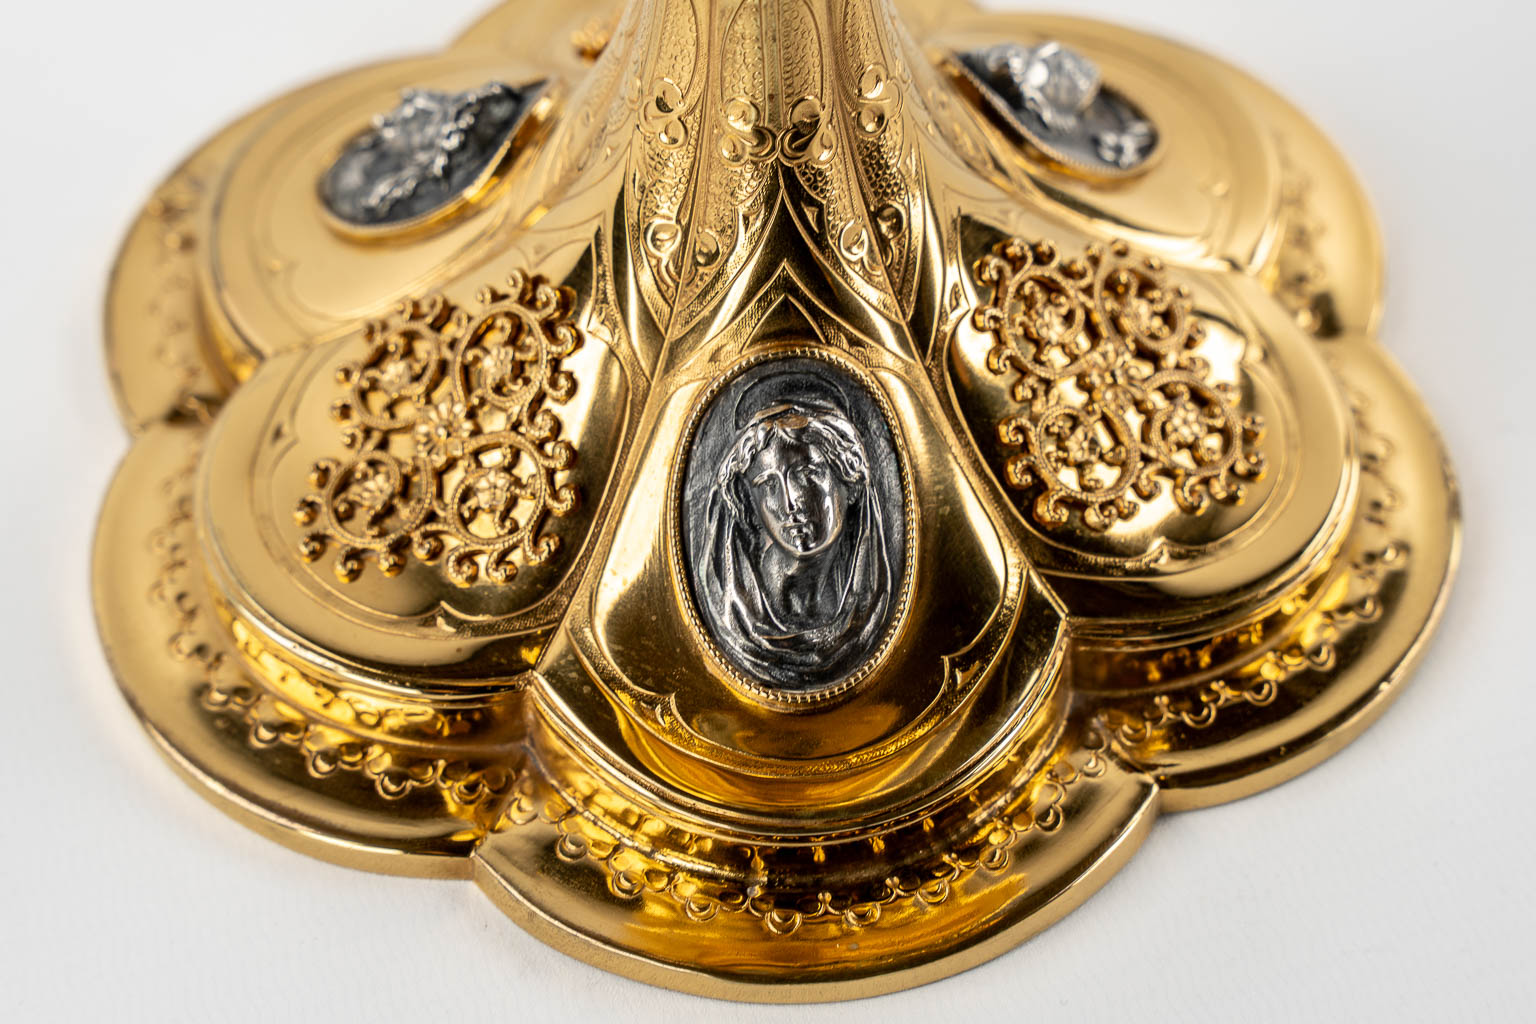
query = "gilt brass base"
xmin=95 ymin=0 xmax=1459 ymax=1002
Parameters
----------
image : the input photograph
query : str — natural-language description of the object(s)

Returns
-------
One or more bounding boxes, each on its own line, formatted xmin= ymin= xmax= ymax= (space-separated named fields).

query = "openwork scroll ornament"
xmin=974 ymin=239 xmax=1265 ymax=530
xmin=296 ymin=271 xmax=581 ymax=585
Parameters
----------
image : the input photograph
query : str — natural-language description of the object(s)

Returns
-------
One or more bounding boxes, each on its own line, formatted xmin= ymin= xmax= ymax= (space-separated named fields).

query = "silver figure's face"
xmin=748 ymin=435 xmax=849 ymax=557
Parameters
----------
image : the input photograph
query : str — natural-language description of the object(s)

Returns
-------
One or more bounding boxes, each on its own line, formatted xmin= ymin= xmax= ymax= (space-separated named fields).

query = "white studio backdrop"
xmin=0 ymin=1 xmax=1529 ymax=1020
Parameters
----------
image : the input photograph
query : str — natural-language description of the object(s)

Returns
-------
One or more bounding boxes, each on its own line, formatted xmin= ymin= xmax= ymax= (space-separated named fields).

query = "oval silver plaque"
xmin=681 ymin=356 xmax=907 ymax=697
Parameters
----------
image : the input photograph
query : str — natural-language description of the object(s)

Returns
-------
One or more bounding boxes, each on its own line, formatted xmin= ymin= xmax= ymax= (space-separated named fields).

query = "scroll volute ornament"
xmin=95 ymin=0 xmax=1458 ymax=1001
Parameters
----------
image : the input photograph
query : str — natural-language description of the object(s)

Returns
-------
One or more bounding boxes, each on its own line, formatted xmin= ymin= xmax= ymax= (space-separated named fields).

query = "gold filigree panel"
xmin=296 ymin=272 xmax=583 ymax=587
xmin=973 ymin=238 xmax=1266 ymax=531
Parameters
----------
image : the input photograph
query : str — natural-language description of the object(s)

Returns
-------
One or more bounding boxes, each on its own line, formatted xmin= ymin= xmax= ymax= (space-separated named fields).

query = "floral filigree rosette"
xmin=973 ymin=238 xmax=1266 ymax=530
xmin=296 ymin=271 xmax=582 ymax=586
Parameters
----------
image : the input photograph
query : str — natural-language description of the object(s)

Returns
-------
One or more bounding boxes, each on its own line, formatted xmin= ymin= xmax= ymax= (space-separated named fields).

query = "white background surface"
xmin=1 ymin=0 xmax=1531 ymax=1020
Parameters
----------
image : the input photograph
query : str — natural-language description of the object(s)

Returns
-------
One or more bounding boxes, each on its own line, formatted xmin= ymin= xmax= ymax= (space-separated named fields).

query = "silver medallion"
xmin=956 ymin=41 xmax=1158 ymax=174
xmin=321 ymin=80 xmax=543 ymax=227
xmin=681 ymin=358 xmax=906 ymax=696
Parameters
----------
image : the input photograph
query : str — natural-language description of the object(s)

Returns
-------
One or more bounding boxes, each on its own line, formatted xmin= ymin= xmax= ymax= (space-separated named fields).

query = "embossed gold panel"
xmin=94 ymin=0 xmax=1459 ymax=1002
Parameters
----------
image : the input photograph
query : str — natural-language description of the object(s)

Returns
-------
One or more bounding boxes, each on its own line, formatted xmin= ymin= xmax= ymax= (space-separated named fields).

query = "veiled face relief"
xmin=748 ymin=423 xmax=851 ymax=557
xmin=681 ymin=356 xmax=907 ymax=697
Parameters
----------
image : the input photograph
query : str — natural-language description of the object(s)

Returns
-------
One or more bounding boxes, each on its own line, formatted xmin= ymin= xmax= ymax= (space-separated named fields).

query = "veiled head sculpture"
xmin=684 ymin=359 xmax=905 ymax=696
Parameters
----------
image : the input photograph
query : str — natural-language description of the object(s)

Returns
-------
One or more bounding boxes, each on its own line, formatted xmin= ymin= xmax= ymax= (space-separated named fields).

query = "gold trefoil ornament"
xmin=94 ymin=0 xmax=1460 ymax=1002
